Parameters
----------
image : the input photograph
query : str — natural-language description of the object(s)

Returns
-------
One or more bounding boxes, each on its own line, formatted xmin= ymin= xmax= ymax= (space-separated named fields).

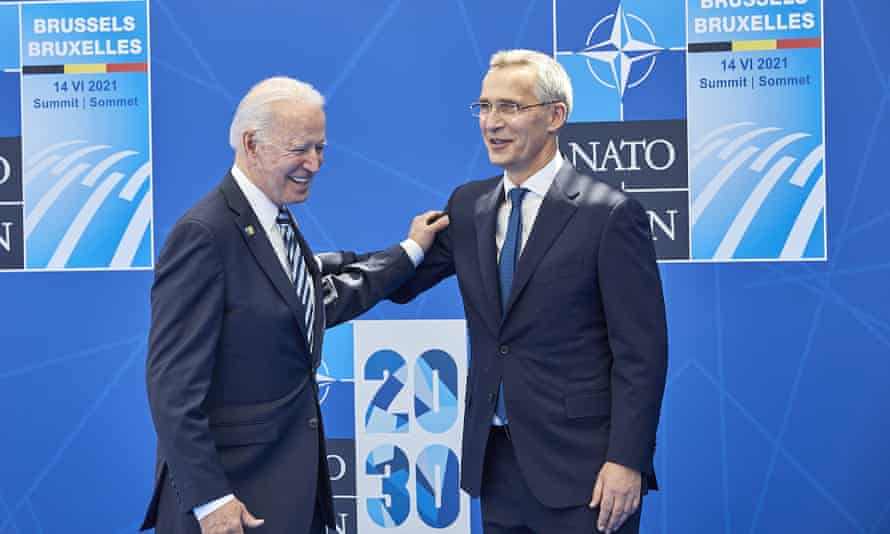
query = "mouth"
xmin=488 ymin=138 xmax=512 ymax=150
xmin=288 ymin=175 xmax=312 ymax=185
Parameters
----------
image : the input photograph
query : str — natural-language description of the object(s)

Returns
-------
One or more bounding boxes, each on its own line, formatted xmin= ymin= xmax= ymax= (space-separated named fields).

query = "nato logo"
xmin=319 ymin=322 xmax=357 ymax=439
xmin=23 ymin=140 xmax=152 ymax=270
xmin=556 ymin=0 xmax=687 ymax=122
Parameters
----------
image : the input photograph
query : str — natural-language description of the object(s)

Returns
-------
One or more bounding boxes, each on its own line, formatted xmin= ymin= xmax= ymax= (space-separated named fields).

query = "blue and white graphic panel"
xmin=687 ymin=0 xmax=825 ymax=260
xmin=16 ymin=0 xmax=153 ymax=271
xmin=354 ymin=320 xmax=470 ymax=534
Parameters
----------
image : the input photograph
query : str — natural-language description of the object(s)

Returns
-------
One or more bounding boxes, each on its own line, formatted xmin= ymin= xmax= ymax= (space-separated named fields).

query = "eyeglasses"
xmin=469 ymin=100 xmax=560 ymax=118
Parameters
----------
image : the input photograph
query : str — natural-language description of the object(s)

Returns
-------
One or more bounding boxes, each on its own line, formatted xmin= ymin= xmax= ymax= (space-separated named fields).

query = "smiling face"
xmin=479 ymin=64 xmax=565 ymax=184
xmin=244 ymin=100 xmax=326 ymax=205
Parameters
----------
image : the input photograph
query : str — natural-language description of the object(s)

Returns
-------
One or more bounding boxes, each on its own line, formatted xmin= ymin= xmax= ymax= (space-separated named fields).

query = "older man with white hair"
xmin=141 ymin=77 xmax=448 ymax=534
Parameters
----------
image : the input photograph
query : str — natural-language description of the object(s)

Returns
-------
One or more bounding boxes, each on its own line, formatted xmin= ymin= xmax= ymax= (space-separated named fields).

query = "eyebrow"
xmin=287 ymin=140 xmax=326 ymax=149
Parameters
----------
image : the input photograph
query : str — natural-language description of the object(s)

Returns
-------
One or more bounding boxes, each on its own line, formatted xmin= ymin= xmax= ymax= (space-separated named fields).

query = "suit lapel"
xmin=219 ymin=175 xmax=314 ymax=354
xmin=474 ymin=178 xmax=505 ymax=334
xmin=502 ymin=162 xmax=580 ymax=320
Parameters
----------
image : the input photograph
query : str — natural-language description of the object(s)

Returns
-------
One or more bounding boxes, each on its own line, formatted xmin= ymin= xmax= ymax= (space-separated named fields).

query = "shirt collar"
xmin=503 ymin=150 xmax=563 ymax=199
xmin=231 ymin=164 xmax=282 ymax=232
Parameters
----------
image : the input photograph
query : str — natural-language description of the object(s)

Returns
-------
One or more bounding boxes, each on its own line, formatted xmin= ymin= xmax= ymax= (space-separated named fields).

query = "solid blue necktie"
xmin=494 ymin=187 xmax=528 ymax=425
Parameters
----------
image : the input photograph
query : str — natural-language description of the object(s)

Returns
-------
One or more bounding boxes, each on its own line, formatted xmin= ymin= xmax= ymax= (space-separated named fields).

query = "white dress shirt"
xmin=193 ymin=166 xmax=424 ymax=520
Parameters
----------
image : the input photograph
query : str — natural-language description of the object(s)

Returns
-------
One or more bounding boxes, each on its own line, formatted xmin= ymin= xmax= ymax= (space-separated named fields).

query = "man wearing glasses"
xmin=390 ymin=50 xmax=668 ymax=533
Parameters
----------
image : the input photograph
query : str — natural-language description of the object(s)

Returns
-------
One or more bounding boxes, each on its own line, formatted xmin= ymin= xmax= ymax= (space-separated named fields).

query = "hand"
xmin=589 ymin=462 xmax=641 ymax=533
xmin=408 ymin=210 xmax=450 ymax=252
xmin=199 ymin=497 xmax=264 ymax=534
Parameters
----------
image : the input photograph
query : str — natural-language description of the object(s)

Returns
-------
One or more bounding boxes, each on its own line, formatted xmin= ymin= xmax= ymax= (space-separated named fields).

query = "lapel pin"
xmin=244 ymin=225 xmax=256 ymax=236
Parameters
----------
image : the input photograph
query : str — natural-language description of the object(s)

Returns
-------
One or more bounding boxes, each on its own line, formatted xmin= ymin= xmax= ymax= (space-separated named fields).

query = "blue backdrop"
xmin=1 ymin=1 xmax=889 ymax=533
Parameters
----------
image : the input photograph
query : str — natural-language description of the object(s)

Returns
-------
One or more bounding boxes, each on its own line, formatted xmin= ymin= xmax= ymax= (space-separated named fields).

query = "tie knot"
xmin=276 ymin=207 xmax=291 ymax=226
xmin=508 ymin=187 xmax=528 ymax=207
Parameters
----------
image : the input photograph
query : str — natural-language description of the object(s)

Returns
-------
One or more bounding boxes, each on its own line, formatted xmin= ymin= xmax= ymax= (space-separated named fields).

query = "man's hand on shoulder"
xmin=199 ymin=497 xmax=264 ymax=534
xmin=589 ymin=461 xmax=642 ymax=534
xmin=408 ymin=210 xmax=450 ymax=252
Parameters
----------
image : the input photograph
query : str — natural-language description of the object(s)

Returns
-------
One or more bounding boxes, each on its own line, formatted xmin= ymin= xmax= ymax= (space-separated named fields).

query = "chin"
xmin=284 ymin=182 xmax=312 ymax=204
xmin=287 ymin=192 xmax=310 ymax=204
xmin=486 ymin=151 xmax=511 ymax=168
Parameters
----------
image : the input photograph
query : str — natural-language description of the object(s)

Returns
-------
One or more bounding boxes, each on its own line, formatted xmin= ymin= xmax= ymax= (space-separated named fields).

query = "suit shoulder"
xmin=571 ymin=169 xmax=641 ymax=214
xmin=172 ymin=187 xmax=231 ymax=236
xmin=449 ymin=175 xmax=501 ymax=203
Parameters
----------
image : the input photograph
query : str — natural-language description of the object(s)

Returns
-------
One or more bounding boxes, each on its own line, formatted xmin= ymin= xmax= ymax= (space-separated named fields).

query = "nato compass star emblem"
xmin=558 ymin=3 xmax=683 ymax=118
xmin=315 ymin=360 xmax=337 ymax=405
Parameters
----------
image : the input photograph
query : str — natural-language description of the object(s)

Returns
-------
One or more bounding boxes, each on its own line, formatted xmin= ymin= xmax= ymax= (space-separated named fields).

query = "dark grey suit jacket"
xmin=142 ymin=173 xmax=415 ymax=533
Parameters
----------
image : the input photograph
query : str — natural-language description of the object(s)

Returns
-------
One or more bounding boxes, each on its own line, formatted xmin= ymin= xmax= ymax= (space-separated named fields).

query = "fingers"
xmin=408 ymin=210 xmax=449 ymax=251
xmin=597 ymin=487 xmax=640 ymax=533
xmin=423 ymin=210 xmax=445 ymax=224
xmin=596 ymin=491 xmax=615 ymax=532
xmin=605 ymin=492 xmax=628 ymax=533
xmin=241 ymin=505 xmax=265 ymax=529
xmin=421 ymin=210 xmax=449 ymax=230
xmin=589 ymin=473 xmax=603 ymax=509
xmin=429 ymin=214 xmax=449 ymax=232
xmin=617 ymin=495 xmax=640 ymax=531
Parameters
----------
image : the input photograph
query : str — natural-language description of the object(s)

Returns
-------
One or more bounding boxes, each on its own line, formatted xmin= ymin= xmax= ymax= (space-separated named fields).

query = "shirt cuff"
xmin=193 ymin=494 xmax=235 ymax=521
xmin=400 ymin=239 xmax=425 ymax=267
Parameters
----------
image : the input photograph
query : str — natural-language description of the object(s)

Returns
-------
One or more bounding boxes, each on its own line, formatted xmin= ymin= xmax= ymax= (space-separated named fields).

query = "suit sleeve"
xmin=321 ymin=244 xmax=416 ymax=327
xmin=146 ymin=219 xmax=232 ymax=512
xmin=316 ymin=250 xmax=364 ymax=275
xmin=598 ymin=198 xmax=668 ymax=476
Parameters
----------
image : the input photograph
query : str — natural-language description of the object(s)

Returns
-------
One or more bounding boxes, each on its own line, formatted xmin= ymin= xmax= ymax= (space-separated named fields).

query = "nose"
xmin=303 ymin=149 xmax=322 ymax=173
xmin=480 ymin=111 xmax=505 ymax=133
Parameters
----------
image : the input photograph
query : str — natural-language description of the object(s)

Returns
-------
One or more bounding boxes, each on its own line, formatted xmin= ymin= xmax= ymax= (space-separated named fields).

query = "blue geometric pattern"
xmin=414 ymin=349 xmax=459 ymax=434
xmin=364 ymin=349 xmax=409 ymax=433
xmin=365 ymin=444 xmax=410 ymax=527
xmin=416 ymin=445 xmax=461 ymax=528
xmin=0 ymin=1 xmax=888 ymax=534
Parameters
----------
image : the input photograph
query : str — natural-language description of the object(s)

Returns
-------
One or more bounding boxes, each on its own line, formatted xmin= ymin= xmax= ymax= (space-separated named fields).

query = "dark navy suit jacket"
xmin=391 ymin=161 xmax=668 ymax=508
xmin=142 ymin=173 xmax=415 ymax=533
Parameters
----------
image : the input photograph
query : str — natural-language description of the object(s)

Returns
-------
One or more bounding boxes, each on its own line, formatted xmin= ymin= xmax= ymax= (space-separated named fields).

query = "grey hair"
xmin=229 ymin=76 xmax=325 ymax=151
xmin=489 ymin=49 xmax=573 ymax=116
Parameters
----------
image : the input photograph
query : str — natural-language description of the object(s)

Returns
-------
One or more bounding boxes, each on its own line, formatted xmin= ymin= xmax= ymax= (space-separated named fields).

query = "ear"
xmin=241 ymin=130 xmax=259 ymax=159
xmin=547 ymin=102 xmax=568 ymax=133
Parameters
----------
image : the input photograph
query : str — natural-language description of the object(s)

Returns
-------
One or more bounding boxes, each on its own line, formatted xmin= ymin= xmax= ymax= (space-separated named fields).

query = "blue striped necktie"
xmin=276 ymin=207 xmax=316 ymax=352
xmin=494 ymin=187 xmax=528 ymax=425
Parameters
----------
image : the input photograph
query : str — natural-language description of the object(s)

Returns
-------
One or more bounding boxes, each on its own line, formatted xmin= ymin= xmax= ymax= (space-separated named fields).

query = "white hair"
xmin=229 ymin=76 xmax=325 ymax=151
xmin=489 ymin=49 xmax=573 ymax=116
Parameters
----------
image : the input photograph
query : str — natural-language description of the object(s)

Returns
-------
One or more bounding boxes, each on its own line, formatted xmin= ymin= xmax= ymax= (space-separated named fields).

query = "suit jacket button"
xmin=308 ymin=417 xmax=319 ymax=429
xmin=498 ymin=345 xmax=509 ymax=356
